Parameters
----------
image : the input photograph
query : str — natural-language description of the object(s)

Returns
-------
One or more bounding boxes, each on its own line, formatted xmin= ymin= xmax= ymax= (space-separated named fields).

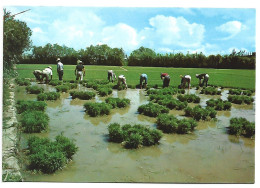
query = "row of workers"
xmin=108 ymin=70 xmax=209 ymax=89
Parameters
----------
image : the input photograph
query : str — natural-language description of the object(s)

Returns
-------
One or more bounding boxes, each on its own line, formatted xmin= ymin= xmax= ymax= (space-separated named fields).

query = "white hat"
xmin=79 ymin=61 xmax=83 ymax=64
xmin=48 ymin=66 xmax=52 ymax=70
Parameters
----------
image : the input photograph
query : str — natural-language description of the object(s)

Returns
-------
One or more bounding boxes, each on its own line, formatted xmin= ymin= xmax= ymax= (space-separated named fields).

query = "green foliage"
xmin=227 ymin=95 xmax=254 ymax=104
xmin=56 ymin=85 xmax=70 ymax=92
xmin=15 ymin=78 xmax=31 ymax=86
xmin=83 ymin=102 xmax=111 ymax=117
xmin=228 ymin=89 xmax=253 ymax=96
xmin=49 ymin=80 xmax=63 ymax=86
xmin=229 ymin=117 xmax=255 ymax=137
xmin=108 ymin=123 xmax=163 ymax=149
xmin=146 ymin=87 xmax=184 ymax=96
xmin=70 ymin=91 xmax=96 ymax=100
xmin=27 ymin=135 xmax=78 ymax=173
xmin=206 ymin=99 xmax=232 ymax=111
xmin=105 ymin=97 xmax=130 ymax=108
xmin=200 ymin=87 xmax=221 ymax=95
xmin=4 ymin=9 xmax=32 ymax=71
xmin=16 ymin=100 xmax=47 ymax=114
xmin=113 ymin=84 xmax=127 ymax=90
xmin=177 ymin=94 xmax=201 ymax=103
xmin=156 ymin=114 xmax=197 ymax=134
xmin=2 ymin=172 xmax=22 ymax=182
xmin=20 ymin=111 xmax=49 ymax=133
xmin=184 ymin=105 xmax=216 ymax=121
xmin=37 ymin=92 xmax=60 ymax=101
xmin=149 ymin=95 xmax=188 ymax=110
xmin=97 ymin=86 xmax=113 ymax=97
xmin=138 ymin=102 xmax=169 ymax=117
xmin=25 ymin=85 xmax=44 ymax=94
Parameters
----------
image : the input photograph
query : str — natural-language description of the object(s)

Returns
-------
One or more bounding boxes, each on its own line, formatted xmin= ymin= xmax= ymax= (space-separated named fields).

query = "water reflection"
xmin=163 ymin=133 xmax=198 ymax=145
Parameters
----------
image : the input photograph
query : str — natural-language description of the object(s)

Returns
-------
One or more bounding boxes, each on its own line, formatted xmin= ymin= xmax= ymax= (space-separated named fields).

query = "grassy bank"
xmin=16 ymin=64 xmax=255 ymax=89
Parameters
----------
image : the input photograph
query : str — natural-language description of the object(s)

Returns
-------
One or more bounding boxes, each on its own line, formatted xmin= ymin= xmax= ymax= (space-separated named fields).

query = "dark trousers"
xmin=58 ymin=70 xmax=63 ymax=81
xmin=163 ymin=77 xmax=170 ymax=87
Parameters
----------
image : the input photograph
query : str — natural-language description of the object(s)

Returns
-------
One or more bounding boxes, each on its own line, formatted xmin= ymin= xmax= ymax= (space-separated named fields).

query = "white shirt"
xmin=43 ymin=68 xmax=53 ymax=76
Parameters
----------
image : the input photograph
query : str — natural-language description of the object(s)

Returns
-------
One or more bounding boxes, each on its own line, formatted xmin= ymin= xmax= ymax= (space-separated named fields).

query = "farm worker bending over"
xmin=108 ymin=70 xmax=117 ymax=83
xmin=160 ymin=73 xmax=169 ymax=80
xmin=163 ymin=75 xmax=171 ymax=88
xmin=75 ymin=60 xmax=85 ymax=81
xmin=33 ymin=70 xmax=43 ymax=82
xmin=179 ymin=75 xmax=191 ymax=89
xmin=56 ymin=58 xmax=64 ymax=81
xmin=42 ymin=66 xmax=53 ymax=84
xmin=118 ymin=75 xmax=128 ymax=89
xmin=140 ymin=73 xmax=148 ymax=89
xmin=196 ymin=73 xmax=209 ymax=87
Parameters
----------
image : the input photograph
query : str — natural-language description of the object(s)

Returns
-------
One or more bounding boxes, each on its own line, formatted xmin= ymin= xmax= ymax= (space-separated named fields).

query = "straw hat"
xmin=56 ymin=58 xmax=60 ymax=62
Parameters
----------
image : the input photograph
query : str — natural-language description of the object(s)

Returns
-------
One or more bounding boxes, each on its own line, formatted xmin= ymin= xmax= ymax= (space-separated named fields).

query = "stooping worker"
xmin=139 ymin=73 xmax=148 ymax=89
xmin=117 ymin=75 xmax=128 ymax=89
xmin=75 ymin=60 xmax=85 ymax=81
xmin=33 ymin=70 xmax=43 ymax=82
xmin=163 ymin=75 xmax=171 ymax=88
xmin=108 ymin=70 xmax=117 ymax=83
xmin=196 ymin=73 xmax=209 ymax=87
xmin=160 ymin=72 xmax=169 ymax=80
xmin=56 ymin=58 xmax=64 ymax=81
xmin=42 ymin=66 xmax=53 ymax=84
xmin=179 ymin=75 xmax=191 ymax=89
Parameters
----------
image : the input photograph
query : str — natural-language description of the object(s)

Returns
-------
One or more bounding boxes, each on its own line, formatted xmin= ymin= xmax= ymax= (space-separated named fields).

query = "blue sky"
xmin=4 ymin=5 xmax=256 ymax=55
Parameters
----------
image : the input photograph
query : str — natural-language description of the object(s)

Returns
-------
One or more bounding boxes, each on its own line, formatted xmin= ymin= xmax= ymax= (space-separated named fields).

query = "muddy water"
xmin=16 ymin=85 xmax=255 ymax=183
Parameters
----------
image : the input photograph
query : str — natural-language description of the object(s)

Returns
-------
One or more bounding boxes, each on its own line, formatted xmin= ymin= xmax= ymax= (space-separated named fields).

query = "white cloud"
xmin=32 ymin=27 xmax=44 ymax=33
xmin=101 ymin=23 xmax=138 ymax=51
xmin=216 ymin=21 xmax=245 ymax=40
xmin=138 ymin=15 xmax=205 ymax=49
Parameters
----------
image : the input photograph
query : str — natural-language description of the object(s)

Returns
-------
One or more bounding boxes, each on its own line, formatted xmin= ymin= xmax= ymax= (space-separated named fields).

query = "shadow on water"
xmin=16 ymin=85 xmax=255 ymax=183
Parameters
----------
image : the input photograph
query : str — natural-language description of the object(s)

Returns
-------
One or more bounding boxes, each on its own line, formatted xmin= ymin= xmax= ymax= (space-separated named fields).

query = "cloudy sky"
xmin=4 ymin=2 xmax=256 ymax=55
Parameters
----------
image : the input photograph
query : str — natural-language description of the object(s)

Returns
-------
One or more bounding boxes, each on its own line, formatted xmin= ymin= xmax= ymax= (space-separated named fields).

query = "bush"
xmin=200 ymin=87 xmax=221 ymax=95
xmin=27 ymin=135 xmax=78 ymax=174
xmin=108 ymin=123 xmax=163 ymax=149
xmin=177 ymin=94 xmax=200 ymax=103
xmin=70 ymin=91 xmax=96 ymax=100
xmin=138 ymin=102 xmax=169 ymax=117
xmin=184 ymin=105 xmax=216 ymax=121
xmin=229 ymin=117 xmax=255 ymax=137
xmin=206 ymin=99 xmax=232 ymax=111
xmin=26 ymin=86 xmax=44 ymax=94
xmin=20 ymin=111 xmax=49 ymax=133
xmin=228 ymin=95 xmax=254 ymax=105
xmin=105 ymin=97 xmax=130 ymax=108
xmin=146 ymin=87 xmax=183 ymax=96
xmin=37 ymin=92 xmax=60 ymax=101
xmin=56 ymin=85 xmax=70 ymax=92
xmin=84 ymin=102 xmax=111 ymax=117
xmin=16 ymin=100 xmax=47 ymax=114
xmin=156 ymin=114 xmax=197 ymax=134
xmin=15 ymin=78 xmax=31 ymax=86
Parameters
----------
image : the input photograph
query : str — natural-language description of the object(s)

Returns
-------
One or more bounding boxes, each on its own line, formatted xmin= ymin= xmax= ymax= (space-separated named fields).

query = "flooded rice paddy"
xmin=16 ymin=83 xmax=255 ymax=183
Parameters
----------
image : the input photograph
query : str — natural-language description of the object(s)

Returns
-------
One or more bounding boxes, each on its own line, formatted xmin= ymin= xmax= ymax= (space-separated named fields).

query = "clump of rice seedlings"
xmin=27 ymin=134 xmax=78 ymax=174
xmin=200 ymin=87 xmax=221 ymax=95
xmin=108 ymin=123 xmax=163 ymax=149
xmin=228 ymin=89 xmax=242 ymax=95
xmin=112 ymin=84 xmax=127 ymax=90
xmin=16 ymin=100 xmax=47 ymax=114
xmin=105 ymin=97 xmax=130 ymax=108
xmin=156 ymin=114 xmax=197 ymax=134
xmin=83 ymin=102 xmax=111 ymax=117
xmin=15 ymin=78 xmax=31 ymax=86
xmin=228 ymin=117 xmax=255 ymax=137
xmin=56 ymin=85 xmax=70 ymax=92
xmin=177 ymin=94 xmax=200 ymax=103
xmin=70 ymin=91 xmax=96 ymax=100
xmin=26 ymin=86 xmax=44 ymax=94
xmin=96 ymin=86 xmax=113 ymax=97
xmin=37 ymin=92 xmax=60 ymax=101
xmin=184 ymin=105 xmax=217 ymax=121
xmin=48 ymin=80 xmax=63 ymax=86
xmin=206 ymin=99 xmax=232 ymax=110
xmin=242 ymin=90 xmax=253 ymax=96
xmin=227 ymin=95 xmax=254 ymax=105
xmin=138 ymin=102 xmax=169 ymax=117
xmin=157 ymin=98 xmax=188 ymax=110
xmin=20 ymin=111 xmax=49 ymax=133
xmin=146 ymin=87 xmax=184 ymax=96
xmin=149 ymin=94 xmax=172 ymax=103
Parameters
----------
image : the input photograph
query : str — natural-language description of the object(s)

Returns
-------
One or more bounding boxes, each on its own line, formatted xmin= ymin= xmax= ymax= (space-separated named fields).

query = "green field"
xmin=16 ymin=64 xmax=256 ymax=89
